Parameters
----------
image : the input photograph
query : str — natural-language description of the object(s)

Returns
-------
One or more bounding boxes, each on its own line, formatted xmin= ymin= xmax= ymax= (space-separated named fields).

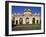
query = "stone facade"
xmin=12 ymin=9 xmax=41 ymax=25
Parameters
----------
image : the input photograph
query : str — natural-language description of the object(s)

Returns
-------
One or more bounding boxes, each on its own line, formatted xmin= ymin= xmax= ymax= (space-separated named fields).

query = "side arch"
xmin=19 ymin=18 xmax=23 ymax=24
xmin=32 ymin=17 xmax=35 ymax=24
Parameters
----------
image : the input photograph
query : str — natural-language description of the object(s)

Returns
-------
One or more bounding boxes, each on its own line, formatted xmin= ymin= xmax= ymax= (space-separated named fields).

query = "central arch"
xmin=26 ymin=17 xmax=29 ymax=24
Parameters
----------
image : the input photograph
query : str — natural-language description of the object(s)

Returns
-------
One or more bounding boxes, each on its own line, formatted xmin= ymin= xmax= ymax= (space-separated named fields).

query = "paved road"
xmin=12 ymin=24 xmax=41 ymax=31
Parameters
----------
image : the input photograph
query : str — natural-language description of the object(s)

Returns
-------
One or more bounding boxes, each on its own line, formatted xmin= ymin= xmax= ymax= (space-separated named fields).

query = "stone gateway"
xmin=12 ymin=9 xmax=41 ymax=25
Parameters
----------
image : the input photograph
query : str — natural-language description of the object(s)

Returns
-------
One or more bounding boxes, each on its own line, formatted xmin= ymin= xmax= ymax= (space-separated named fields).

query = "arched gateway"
xmin=19 ymin=18 xmax=23 ymax=24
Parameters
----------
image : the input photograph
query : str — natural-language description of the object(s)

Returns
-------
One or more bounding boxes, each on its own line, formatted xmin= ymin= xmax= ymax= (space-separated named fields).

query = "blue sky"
xmin=12 ymin=6 xmax=41 ymax=15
